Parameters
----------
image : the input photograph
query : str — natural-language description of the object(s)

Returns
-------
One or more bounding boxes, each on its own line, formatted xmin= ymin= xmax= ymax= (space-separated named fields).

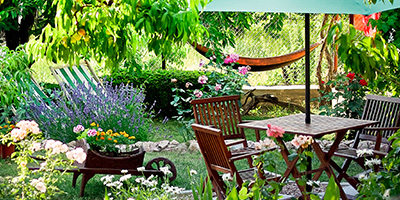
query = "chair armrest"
xmin=229 ymin=147 xmax=276 ymax=162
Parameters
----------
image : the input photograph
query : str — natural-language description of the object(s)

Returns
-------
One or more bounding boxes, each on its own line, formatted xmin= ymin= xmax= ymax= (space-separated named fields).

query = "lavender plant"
xmin=23 ymin=80 xmax=159 ymax=143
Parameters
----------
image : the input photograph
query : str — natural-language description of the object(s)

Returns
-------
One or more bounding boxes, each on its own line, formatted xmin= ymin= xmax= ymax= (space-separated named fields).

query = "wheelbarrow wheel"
xmin=145 ymin=157 xmax=177 ymax=182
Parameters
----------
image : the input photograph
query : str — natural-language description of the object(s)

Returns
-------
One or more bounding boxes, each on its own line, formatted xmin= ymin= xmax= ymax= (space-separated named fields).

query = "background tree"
xmin=0 ymin=0 xmax=56 ymax=50
xmin=26 ymin=0 xmax=210 ymax=72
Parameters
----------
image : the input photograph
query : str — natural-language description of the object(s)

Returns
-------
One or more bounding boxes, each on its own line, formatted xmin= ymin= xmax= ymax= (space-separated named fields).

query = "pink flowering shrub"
xmin=290 ymin=135 xmax=314 ymax=149
xmin=0 ymin=120 xmax=87 ymax=198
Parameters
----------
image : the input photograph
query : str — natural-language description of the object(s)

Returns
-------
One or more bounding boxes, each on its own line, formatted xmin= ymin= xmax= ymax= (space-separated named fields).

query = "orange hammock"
xmin=192 ymin=41 xmax=323 ymax=72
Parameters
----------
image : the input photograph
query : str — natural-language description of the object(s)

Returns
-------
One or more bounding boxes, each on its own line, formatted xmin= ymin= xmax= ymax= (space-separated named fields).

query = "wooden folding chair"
xmin=191 ymin=123 xmax=280 ymax=199
xmin=191 ymin=95 xmax=272 ymax=167
xmin=327 ymin=94 xmax=400 ymax=188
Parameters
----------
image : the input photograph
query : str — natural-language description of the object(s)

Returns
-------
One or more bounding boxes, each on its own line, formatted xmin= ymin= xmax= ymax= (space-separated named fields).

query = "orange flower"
xmin=3 ymin=125 xmax=8 ymax=128
xmin=10 ymin=125 xmax=15 ymax=128
xmin=101 ymin=132 xmax=105 ymax=136
xmin=124 ymin=134 xmax=129 ymax=138
xmin=100 ymin=137 xmax=105 ymax=140
xmin=108 ymin=138 xmax=112 ymax=141
xmin=113 ymin=140 xmax=117 ymax=143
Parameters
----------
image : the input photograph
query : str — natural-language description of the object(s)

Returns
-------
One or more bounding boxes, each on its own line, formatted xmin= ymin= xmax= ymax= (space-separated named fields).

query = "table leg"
xmin=312 ymin=142 xmax=348 ymax=200
xmin=313 ymin=131 xmax=347 ymax=181
xmin=276 ymin=138 xmax=309 ymax=200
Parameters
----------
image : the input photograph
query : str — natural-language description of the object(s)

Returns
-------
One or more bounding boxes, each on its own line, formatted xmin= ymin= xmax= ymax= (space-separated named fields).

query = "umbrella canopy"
xmin=204 ymin=0 xmax=400 ymax=15
xmin=203 ymin=0 xmax=400 ymax=123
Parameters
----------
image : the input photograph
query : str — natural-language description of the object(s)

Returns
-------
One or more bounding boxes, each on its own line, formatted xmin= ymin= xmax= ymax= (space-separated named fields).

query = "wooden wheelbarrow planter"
xmin=30 ymin=140 xmax=177 ymax=197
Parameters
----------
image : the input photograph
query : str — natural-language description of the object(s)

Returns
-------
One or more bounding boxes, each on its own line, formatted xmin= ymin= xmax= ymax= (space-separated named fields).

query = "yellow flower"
xmin=78 ymin=29 xmax=86 ymax=36
xmin=114 ymin=133 xmax=120 ymax=137
xmin=0 ymin=126 xmax=2 ymax=129
xmin=90 ymin=122 xmax=96 ymax=126
xmin=128 ymin=136 xmax=135 ymax=139
xmin=124 ymin=134 xmax=129 ymax=138
xmin=101 ymin=132 xmax=105 ymax=136
xmin=96 ymin=132 xmax=100 ymax=136
xmin=106 ymin=130 xmax=112 ymax=135
xmin=113 ymin=140 xmax=117 ymax=143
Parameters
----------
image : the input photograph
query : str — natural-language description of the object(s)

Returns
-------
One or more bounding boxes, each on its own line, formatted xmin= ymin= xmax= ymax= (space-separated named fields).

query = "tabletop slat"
xmin=238 ymin=114 xmax=378 ymax=137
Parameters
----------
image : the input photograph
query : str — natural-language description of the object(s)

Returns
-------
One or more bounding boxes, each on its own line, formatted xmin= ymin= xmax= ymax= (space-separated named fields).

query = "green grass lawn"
xmin=0 ymin=146 xmax=364 ymax=199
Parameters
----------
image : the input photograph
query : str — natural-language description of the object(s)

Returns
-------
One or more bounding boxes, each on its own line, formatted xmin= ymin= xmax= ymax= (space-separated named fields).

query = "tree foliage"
xmin=370 ymin=8 xmax=400 ymax=49
xmin=328 ymin=21 xmax=400 ymax=96
xmin=26 ymin=0 xmax=210 ymax=72
xmin=0 ymin=0 xmax=56 ymax=50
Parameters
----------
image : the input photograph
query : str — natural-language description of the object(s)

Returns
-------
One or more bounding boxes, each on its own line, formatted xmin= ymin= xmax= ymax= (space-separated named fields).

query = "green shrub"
xmin=106 ymin=69 xmax=216 ymax=117
xmin=0 ymin=46 xmax=31 ymax=124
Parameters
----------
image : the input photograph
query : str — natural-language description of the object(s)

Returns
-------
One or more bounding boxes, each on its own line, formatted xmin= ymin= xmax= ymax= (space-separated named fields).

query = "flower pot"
xmin=0 ymin=144 xmax=15 ymax=159
xmin=76 ymin=139 xmax=145 ymax=169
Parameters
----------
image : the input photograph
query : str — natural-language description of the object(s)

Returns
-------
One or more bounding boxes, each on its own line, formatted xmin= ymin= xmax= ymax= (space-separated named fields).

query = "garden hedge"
xmin=105 ymin=69 xmax=210 ymax=117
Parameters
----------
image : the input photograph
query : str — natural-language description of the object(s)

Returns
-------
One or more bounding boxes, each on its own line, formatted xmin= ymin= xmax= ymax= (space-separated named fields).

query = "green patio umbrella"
xmin=203 ymin=0 xmax=400 ymax=123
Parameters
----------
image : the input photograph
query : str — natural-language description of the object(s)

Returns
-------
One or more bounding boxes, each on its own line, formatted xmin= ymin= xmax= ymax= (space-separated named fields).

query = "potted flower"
xmin=73 ymin=122 xmax=145 ymax=169
xmin=0 ymin=122 xmax=18 ymax=158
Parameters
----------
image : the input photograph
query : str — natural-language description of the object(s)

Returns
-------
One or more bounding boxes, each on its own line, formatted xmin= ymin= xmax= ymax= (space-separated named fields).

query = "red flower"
xmin=346 ymin=72 xmax=355 ymax=81
xmin=359 ymin=79 xmax=368 ymax=86
xmin=321 ymin=81 xmax=325 ymax=84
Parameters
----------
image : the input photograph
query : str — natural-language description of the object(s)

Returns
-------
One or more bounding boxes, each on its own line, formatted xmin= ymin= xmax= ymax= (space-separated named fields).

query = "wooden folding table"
xmin=238 ymin=113 xmax=378 ymax=200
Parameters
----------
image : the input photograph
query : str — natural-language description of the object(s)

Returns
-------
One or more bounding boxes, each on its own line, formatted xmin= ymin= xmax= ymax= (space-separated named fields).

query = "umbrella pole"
xmin=305 ymin=13 xmax=311 ymax=124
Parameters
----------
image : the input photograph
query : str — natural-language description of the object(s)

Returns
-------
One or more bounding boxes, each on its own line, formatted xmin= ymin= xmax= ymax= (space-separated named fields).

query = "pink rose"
xmin=238 ymin=66 xmax=248 ymax=75
xmin=230 ymin=53 xmax=239 ymax=62
xmin=267 ymin=124 xmax=284 ymax=138
xmin=215 ymin=83 xmax=222 ymax=91
xmin=194 ymin=90 xmax=203 ymax=98
xmin=198 ymin=75 xmax=208 ymax=85
xmin=224 ymin=57 xmax=233 ymax=64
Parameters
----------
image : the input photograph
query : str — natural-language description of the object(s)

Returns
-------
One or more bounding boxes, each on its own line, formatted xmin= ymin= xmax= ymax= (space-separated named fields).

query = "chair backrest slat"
xmin=359 ymin=95 xmax=400 ymax=142
xmin=192 ymin=124 xmax=233 ymax=172
xmin=191 ymin=95 xmax=244 ymax=140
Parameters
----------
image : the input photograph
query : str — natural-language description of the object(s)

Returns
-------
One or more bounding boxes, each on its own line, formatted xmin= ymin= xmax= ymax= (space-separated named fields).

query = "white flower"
xmin=306 ymin=180 xmax=320 ymax=186
xmin=29 ymin=142 xmax=42 ymax=152
xmin=127 ymin=198 xmax=135 ymax=200
xmin=121 ymin=169 xmax=128 ymax=174
xmin=222 ymin=173 xmax=232 ymax=182
xmin=137 ymin=167 xmax=145 ymax=172
xmin=30 ymin=178 xmax=46 ymax=193
xmin=356 ymin=149 xmax=374 ymax=157
xmin=119 ymin=174 xmax=132 ymax=182
xmin=160 ymin=166 xmax=171 ymax=175
xmin=101 ymin=175 xmax=115 ymax=185
xmin=189 ymin=169 xmax=197 ymax=176
xmin=135 ymin=177 xmax=145 ymax=183
xmin=365 ymin=158 xmax=381 ymax=167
